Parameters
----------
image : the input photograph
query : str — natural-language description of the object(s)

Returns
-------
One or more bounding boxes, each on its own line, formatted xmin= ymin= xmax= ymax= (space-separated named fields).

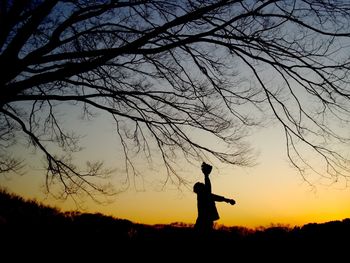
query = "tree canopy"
xmin=1 ymin=0 xmax=350 ymax=201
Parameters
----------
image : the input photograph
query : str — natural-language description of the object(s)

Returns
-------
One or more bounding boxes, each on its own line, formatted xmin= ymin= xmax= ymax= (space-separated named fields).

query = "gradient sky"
xmin=2 ymin=107 xmax=350 ymax=229
xmin=2 ymin=1 xmax=350 ymax=230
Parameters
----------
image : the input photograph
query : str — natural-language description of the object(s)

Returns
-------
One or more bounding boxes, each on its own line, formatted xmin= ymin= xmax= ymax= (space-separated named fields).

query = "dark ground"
xmin=1 ymin=189 xmax=349 ymax=261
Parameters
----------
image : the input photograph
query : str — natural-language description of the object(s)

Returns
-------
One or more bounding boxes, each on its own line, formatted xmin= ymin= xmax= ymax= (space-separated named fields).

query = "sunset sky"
xmin=2 ymin=108 xmax=350 ymax=229
xmin=2 ymin=0 xmax=350 ymax=230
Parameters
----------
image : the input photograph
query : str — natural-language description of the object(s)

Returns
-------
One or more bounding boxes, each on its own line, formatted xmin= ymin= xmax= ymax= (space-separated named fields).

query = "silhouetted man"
xmin=193 ymin=162 xmax=236 ymax=234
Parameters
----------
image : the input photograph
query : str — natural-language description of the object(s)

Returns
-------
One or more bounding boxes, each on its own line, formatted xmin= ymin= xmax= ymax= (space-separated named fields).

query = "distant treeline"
xmin=1 ymin=188 xmax=349 ymax=260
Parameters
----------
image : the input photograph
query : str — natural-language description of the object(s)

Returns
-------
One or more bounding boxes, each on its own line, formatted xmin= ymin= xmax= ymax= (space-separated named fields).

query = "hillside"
xmin=1 ymin=188 xmax=349 ymax=260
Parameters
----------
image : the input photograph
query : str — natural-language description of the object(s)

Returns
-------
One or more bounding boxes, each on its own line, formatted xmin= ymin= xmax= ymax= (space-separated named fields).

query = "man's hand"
xmin=228 ymin=199 xmax=236 ymax=205
xmin=201 ymin=162 xmax=212 ymax=176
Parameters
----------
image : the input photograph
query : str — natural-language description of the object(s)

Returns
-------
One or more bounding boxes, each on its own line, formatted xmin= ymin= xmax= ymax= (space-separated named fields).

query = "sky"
xmin=2 ymin=0 xmax=350 ymax=230
xmin=2 ymin=108 xmax=350 ymax=229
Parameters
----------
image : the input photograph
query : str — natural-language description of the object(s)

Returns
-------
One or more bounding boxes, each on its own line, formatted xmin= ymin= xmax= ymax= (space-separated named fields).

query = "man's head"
xmin=193 ymin=182 xmax=205 ymax=193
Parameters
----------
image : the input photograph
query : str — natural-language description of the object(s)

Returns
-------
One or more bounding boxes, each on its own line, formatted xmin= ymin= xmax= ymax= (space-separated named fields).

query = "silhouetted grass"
xmin=1 ymin=188 xmax=349 ymax=261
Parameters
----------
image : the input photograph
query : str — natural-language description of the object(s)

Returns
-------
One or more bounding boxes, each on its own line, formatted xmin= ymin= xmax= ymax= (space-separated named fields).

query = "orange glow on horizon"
xmin=2 ymin=123 xmax=350 ymax=230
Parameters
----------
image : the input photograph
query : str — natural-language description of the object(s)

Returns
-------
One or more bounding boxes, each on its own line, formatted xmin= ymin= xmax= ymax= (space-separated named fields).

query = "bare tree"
xmin=1 ymin=0 xmax=350 ymax=201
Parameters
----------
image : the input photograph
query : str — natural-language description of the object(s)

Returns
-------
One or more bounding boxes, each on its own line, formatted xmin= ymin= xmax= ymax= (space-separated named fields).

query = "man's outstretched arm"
xmin=204 ymin=174 xmax=212 ymax=193
xmin=211 ymin=194 xmax=236 ymax=205
xmin=202 ymin=162 xmax=212 ymax=193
